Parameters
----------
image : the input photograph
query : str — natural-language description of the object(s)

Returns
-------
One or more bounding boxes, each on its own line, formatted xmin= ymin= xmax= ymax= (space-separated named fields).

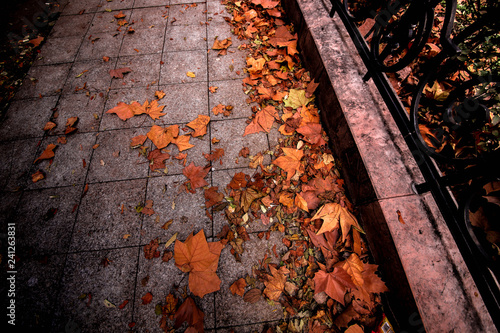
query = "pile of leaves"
xmin=199 ymin=0 xmax=388 ymax=331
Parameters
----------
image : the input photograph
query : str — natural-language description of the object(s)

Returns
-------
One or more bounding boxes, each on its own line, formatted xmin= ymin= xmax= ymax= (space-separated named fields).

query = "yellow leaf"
xmin=187 ymin=72 xmax=196 ymax=78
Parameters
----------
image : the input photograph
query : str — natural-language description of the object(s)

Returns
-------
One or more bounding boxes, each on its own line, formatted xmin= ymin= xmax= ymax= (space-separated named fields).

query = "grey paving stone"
xmin=155 ymin=82 xmax=209 ymax=125
xmin=0 ymin=96 xmax=58 ymax=141
xmin=51 ymin=91 xmax=107 ymax=134
xmin=61 ymin=0 xmax=101 ymax=15
xmin=134 ymin=0 xmax=170 ymax=8
xmin=208 ymin=48 xmax=247 ymax=81
xmin=160 ymin=50 xmax=208 ymax=85
xmin=49 ymin=13 xmax=93 ymax=38
xmin=33 ymin=36 xmax=82 ymax=65
xmin=164 ymin=24 xmax=207 ymax=52
xmin=86 ymin=128 xmax=150 ymax=183
xmin=207 ymin=1 xmax=231 ymax=25
xmin=88 ymin=9 xmax=132 ymax=34
xmin=208 ymin=79 xmax=253 ymax=120
xmin=15 ymin=63 xmax=71 ymax=99
xmin=14 ymin=185 xmax=81 ymax=254
xmin=97 ymin=0 xmax=135 ymax=12
xmin=76 ymin=32 xmax=124 ymax=61
xmin=210 ymin=118 xmax=270 ymax=171
xmin=168 ymin=3 xmax=207 ymax=26
xmin=128 ymin=6 xmax=169 ymax=30
xmin=29 ymin=132 xmax=96 ymax=189
xmin=64 ymin=58 xmax=116 ymax=94
xmin=53 ymin=247 xmax=138 ymax=332
xmin=70 ymin=178 xmax=147 ymax=251
xmin=215 ymin=231 xmax=285 ymax=328
xmin=111 ymin=53 xmax=162 ymax=89
xmin=119 ymin=27 xmax=166 ymax=57
xmin=1 ymin=254 xmax=66 ymax=330
xmin=0 ymin=138 xmax=41 ymax=191
xmin=99 ymin=87 xmax=158 ymax=130
xmin=143 ymin=174 xmax=213 ymax=240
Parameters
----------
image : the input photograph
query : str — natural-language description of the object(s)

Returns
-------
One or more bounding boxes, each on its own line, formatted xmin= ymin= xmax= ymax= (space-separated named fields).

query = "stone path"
xmin=0 ymin=0 xmax=287 ymax=331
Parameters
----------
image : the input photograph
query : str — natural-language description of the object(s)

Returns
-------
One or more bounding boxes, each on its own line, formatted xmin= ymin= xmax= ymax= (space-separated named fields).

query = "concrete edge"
xmin=282 ymin=0 xmax=497 ymax=331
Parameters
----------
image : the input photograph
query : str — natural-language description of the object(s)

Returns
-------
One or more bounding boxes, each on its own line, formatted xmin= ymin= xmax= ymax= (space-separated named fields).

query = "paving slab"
xmin=143 ymin=174 xmax=213 ymax=240
xmin=0 ymin=254 xmax=66 ymax=330
xmin=86 ymin=128 xmax=151 ymax=183
xmin=29 ymin=132 xmax=96 ymax=189
xmin=52 ymin=247 xmax=138 ymax=332
xmin=0 ymin=96 xmax=58 ymax=141
xmin=15 ymin=63 xmax=71 ymax=99
xmin=51 ymin=91 xmax=107 ymax=134
xmin=14 ymin=185 xmax=80 ymax=254
xmin=210 ymin=118 xmax=271 ymax=171
xmin=69 ymin=178 xmax=147 ymax=251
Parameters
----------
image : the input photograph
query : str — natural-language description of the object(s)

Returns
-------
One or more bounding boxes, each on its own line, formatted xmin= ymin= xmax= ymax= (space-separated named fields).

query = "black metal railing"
xmin=328 ymin=0 xmax=500 ymax=328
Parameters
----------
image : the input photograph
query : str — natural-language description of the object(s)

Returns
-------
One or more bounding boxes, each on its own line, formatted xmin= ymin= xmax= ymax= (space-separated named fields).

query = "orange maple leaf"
xmin=230 ymin=278 xmax=247 ymax=297
xmin=147 ymin=124 xmax=179 ymax=149
xmin=263 ymin=265 xmax=286 ymax=301
xmin=187 ymin=115 xmax=210 ymax=137
xmin=174 ymin=230 xmax=224 ymax=298
xmin=34 ymin=144 xmax=57 ymax=164
xmin=142 ymin=99 xmax=166 ymax=120
xmin=273 ymin=147 xmax=303 ymax=180
xmin=312 ymin=203 xmax=363 ymax=242
xmin=297 ymin=123 xmax=326 ymax=146
xmin=147 ymin=149 xmax=170 ymax=171
xmin=106 ymin=101 xmax=143 ymax=121
xmin=243 ymin=105 xmax=278 ymax=136
xmin=171 ymin=134 xmax=194 ymax=151
xmin=183 ymin=162 xmax=209 ymax=191
xmin=204 ymin=148 xmax=224 ymax=163
xmin=314 ymin=267 xmax=357 ymax=305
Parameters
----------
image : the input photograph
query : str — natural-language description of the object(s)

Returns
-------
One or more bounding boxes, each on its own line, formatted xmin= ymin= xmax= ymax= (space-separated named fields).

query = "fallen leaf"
xmin=155 ymin=90 xmax=166 ymax=99
xmin=109 ymin=67 xmax=132 ymax=79
xmin=106 ymin=101 xmax=143 ymax=121
xmin=144 ymin=238 xmax=160 ymax=259
xmin=230 ymin=278 xmax=247 ymax=296
xmin=174 ymin=297 xmax=205 ymax=332
xmin=147 ymin=149 xmax=170 ymax=171
xmin=34 ymin=144 xmax=57 ymax=163
xmin=29 ymin=36 xmax=44 ymax=47
xmin=209 ymin=86 xmax=218 ymax=93
xmin=32 ymin=170 xmax=45 ymax=183
xmin=171 ymin=135 xmax=194 ymax=151
xmin=284 ymin=89 xmax=312 ymax=109
xmin=43 ymin=121 xmax=56 ymax=131
xmin=263 ymin=265 xmax=286 ymax=301
xmin=142 ymin=200 xmax=155 ymax=216
xmin=313 ymin=203 xmax=363 ymax=242
xmin=147 ymin=124 xmax=179 ymax=149
xmin=130 ymin=134 xmax=147 ymax=148
xmin=314 ymin=267 xmax=356 ymax=305
xmin=183 ymin=162 xmax=210 ymax=191
xmin=273 ymin=147 xmax=303 ymax=180
xmin=187 ymin=71 xmax=196 ymax=78
xmin=142 ymin=292 xmax=153 ymax=305
xmin=239 ymin=147 xmax=250 ymax=158
xmin=174 ymin=230 xmax=224 ymax=297
xmin=243 ymin=288 xmax=262 ymax=303
xmin=204 ymin=148 xmax=224 ymax=163
xmin=205 ymin=186 xmax=224 ymax=208
xmin=187 ymin=115 xmax=210 ymax=137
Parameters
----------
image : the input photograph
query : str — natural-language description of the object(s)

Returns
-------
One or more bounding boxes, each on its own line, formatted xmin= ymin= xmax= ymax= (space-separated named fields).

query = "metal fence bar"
xmin=328 ymin=0 xmax=500 ymax=328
